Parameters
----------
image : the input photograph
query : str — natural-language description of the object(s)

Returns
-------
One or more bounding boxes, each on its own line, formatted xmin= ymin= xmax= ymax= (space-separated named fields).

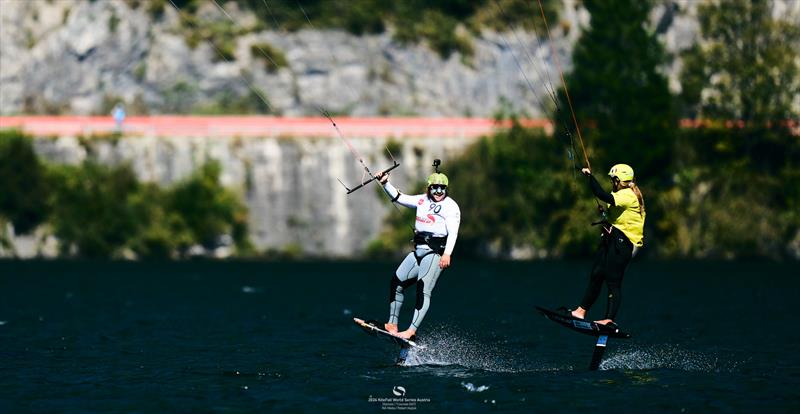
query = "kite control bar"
xmin=339 ymin=160 xmax=400 ymax=194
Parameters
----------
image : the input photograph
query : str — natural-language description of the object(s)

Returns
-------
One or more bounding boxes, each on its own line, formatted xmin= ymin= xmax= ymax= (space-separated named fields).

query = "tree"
xmin=555 ymin=0 xmax=676 ymax=181
xmin=48 ymin=159 xmax=250 ymax=259
xmin=679 ymin=0 xmax=800 ymax=126
xmin=0 ymin=131 xmax=50 ymax=234
xmin=168 ymin=161 xmax=249 ymax=251
xmin=49 ymin=162 xmax=143 ymax=258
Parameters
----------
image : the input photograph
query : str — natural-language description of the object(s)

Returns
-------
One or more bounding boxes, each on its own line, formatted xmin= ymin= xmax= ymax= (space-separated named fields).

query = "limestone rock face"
xmin=4 ymin=0 xmax=772 ymax=117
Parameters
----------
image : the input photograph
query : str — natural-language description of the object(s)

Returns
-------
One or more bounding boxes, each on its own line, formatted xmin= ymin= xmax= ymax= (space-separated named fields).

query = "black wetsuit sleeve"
xmin=588 ymin=174 xmax=615 ymax=205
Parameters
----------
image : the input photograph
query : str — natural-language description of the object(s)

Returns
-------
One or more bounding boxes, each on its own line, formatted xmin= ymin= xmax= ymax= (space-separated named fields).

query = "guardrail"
xmin=0 ymin=116 xmax=554 ymax=138
xmin=3 ymin=116 xmax=795 ymax=138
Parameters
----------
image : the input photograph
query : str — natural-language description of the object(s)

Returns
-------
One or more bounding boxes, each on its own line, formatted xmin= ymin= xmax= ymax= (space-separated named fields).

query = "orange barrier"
xmin=4 ymin=116 xmax=793 ymax=138
xmin=0 ymin=116 xmax=553 ymax=138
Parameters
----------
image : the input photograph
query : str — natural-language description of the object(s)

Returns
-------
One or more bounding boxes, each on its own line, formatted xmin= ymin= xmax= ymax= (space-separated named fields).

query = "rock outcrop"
xmin=0 ymin=0 xmax=739 ymax=117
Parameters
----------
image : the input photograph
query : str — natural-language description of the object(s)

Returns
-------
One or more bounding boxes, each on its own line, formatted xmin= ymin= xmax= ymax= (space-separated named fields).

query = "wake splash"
xmin=400 ymin=325 xmax=563 ymax=373
xmin=393 ymin=327 xmax=739 ymax=374
xmin=600 ymin=344 xmax=745 ymax=372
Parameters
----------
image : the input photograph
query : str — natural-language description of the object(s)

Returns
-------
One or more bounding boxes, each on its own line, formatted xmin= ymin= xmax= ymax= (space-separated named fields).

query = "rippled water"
xmin=0 ymin=260 xmax=797 ymax=413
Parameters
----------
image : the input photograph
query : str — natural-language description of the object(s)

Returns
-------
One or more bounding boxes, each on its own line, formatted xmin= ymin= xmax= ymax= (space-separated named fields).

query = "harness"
xmin=412 ymin=231 xmax=447 ymax=264
xmin=591 ymin=217 xmax=613 ymax=235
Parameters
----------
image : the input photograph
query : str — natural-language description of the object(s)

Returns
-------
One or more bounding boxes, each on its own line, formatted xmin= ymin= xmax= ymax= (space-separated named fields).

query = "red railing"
xmin=0 ymin=116 xmax=553 ymax=138
xmin=3 ymin=116 xmax=795 ymax=138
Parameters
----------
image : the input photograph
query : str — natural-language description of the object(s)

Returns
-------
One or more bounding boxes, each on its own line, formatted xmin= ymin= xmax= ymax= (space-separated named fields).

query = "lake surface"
xmin=1 ymin=260 xmax=798 ymax=413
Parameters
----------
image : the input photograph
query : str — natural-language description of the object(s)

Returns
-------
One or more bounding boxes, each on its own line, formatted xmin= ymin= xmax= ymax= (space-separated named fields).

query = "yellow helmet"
xmin=427 ymin=173 xmax=449 ymax=187
xmin=608 ymin=164 xmax=634 ymax=181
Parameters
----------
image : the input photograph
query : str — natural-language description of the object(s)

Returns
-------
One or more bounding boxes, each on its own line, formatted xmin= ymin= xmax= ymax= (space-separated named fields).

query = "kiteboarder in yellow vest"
xmin=568 ymin=164 xmax=645 ymax=327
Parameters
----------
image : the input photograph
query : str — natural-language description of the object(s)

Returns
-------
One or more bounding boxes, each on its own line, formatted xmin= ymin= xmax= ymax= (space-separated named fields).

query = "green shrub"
xmin=384 ymin=139 xmax=402 ymax=161
xmin=49 ymin=162 xmax=144 ymax=258
xmin=179 ymin=11 xmax=247 ymax=62
xmin=235 ymin=0 xmax=561 ymax=59
xmin=419 ymin=10 xmax=473 ymax=59
xmin=133 ymin=62 xmax=147 ymax=81
xmin=250 ymin=42 xmax=288 ymax=72
xmin=108 ymin=13 xmax=120 ymax=33
xmin=470 ymin=0 xmax=559 ymax=32
xmin=343 ymin=0 xmax=386 ymax=35
xmin=126 ymin=184 xmax=192 ymax=259
xmin=145 ymin=0 xmax=166 ymax=20
xmin=168 ymin=161 xmax=250 ymax=251
xmin=191 ymin=89 xmax=272 ymax=115
xmin=162 ymin=81 xmax=197 ymax=114
xmin=0 ymin=130 xmax=50 ymax=234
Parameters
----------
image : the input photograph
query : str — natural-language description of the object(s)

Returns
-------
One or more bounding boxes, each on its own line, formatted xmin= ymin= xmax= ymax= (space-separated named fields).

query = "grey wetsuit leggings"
xmin=388 ymin=247 xmax=444 ymax=330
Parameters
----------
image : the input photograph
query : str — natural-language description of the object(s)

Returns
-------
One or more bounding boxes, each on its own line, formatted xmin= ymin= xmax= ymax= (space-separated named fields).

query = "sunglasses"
xmin=430 ymin=185 xmax=447 ymax=191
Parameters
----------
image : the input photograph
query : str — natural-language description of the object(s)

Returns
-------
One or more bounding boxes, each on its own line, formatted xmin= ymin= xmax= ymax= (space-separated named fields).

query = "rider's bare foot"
xmin=384 ymin=323 xmax=398 ymax=334
xmin=594 ymin=319 xmax=614 ymax=325
xmin=571 ymin=307 xmax=586 ymax=319
xmin=396 ymin=329 xmax=416 ymax=339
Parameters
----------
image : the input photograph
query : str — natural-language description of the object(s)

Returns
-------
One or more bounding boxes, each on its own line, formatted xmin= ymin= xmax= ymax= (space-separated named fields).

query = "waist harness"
xmin=413 ymin=232 xmax=447 ymax=254
xmin=412 ymin=232 xmax=446 ymax=264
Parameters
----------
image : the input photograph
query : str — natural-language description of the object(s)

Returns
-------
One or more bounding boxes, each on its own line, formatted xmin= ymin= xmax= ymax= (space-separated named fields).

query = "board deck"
xmin=535 ymin=306 xmax=632 ymax=339
xmin=353 ymin=318 xmax=422 ymax=349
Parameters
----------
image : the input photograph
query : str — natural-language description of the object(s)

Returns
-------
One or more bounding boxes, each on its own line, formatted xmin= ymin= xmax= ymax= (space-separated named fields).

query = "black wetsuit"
xmin=579 ymin=175 xmax=634 ymax=320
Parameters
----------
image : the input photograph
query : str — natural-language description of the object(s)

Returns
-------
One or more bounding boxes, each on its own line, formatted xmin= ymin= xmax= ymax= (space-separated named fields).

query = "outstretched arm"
xmin=377 ymin=172 xmax=418 ymax=209
xmin=581 ymin=168 xmax=614 ymax=205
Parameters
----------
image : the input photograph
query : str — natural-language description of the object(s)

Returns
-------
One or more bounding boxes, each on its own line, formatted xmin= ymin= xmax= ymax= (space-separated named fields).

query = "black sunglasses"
xmin=430 ymin=185 xmax=447 ymax=191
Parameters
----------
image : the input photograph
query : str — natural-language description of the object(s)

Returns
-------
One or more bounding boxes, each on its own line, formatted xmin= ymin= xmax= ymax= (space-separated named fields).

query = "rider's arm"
xmin=588 ymin=174 xmax=615 ymax=205
xmin=443 ymin=203 xmax=461 ymax=255
xmin=383 ymin=182 xmax=419 ymax=209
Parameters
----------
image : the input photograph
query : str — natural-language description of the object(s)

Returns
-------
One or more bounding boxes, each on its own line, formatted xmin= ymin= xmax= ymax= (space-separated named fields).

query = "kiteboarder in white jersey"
xmin=375 ymin=162 xmax=461 ymax=340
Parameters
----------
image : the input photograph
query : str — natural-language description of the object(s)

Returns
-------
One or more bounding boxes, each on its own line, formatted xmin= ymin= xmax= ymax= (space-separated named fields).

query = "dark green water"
xmin=1 ymin=260 xmax=798 ymax=413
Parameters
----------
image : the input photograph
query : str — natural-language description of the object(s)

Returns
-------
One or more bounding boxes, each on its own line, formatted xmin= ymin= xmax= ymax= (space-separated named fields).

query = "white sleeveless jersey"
xmin=382 ymin=182 xmax=461 ymax=255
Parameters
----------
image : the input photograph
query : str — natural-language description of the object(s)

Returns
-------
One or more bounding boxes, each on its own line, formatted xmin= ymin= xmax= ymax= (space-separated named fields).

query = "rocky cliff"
xmin=0 ymin=0 xmax=722 ymax=118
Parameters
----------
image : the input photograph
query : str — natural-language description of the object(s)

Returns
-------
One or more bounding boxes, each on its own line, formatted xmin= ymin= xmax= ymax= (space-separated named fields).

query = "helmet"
xmin=608 ymin=164 xmax=634 ymax=181
xmin=427 ymin=173 xmax=449 ymax=187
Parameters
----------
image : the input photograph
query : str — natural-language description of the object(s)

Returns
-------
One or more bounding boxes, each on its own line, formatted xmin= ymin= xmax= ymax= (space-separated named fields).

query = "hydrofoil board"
xmin=535 ymin=306 xmax=631 ymax=370
xmin=353 ymin=318 xmax=422 ymax=349
xmin=535 ymin=306 xmax=631 ymax=338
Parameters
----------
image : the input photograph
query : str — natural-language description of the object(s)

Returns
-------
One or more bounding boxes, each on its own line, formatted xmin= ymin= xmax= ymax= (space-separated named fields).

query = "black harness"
xmin=412 ymin=231 xmax=447 ymax=264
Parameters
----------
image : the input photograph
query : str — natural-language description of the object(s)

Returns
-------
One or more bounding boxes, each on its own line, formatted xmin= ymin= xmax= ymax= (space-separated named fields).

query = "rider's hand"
xmin=581 ymin=167 xmax=592 ymax=176
xmin=376 ymin=172 xmax=389 ymax=184
xmin=439 ymin=254 xmax=451 ymax=269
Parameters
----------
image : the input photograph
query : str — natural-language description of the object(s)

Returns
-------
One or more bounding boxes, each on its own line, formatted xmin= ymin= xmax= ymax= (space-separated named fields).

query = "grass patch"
xmin=250 ymin=42 xmax=289 ymax=72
